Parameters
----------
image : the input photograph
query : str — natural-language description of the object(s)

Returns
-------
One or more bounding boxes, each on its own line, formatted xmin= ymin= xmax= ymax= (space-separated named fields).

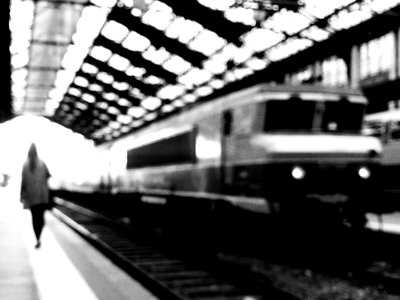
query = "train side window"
xmin=127 ymin=130 xmax=196 ymax=168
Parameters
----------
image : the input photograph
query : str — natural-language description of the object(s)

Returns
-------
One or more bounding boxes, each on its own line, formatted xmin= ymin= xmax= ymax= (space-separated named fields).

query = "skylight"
xmin=9 ymin=0 xmax=400 ymax=144
xmin=141 ymin=97 xmax=162 ymax=110
xmin=101 ymin=20 xmax=129 ymax=42
xmin=165 ymin=18 xmax=203 ymax=43
xmin=122 ymin=31 xmax=151 ymax=52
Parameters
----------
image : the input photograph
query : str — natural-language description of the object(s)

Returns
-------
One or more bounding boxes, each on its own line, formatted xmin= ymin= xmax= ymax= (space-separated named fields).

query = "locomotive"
xmin=88 ymin=83 xmax=382 ymax=228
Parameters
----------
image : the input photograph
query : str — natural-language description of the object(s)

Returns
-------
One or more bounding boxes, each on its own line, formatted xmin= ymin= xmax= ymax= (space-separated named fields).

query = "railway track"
xmin=352 ymin=230 xmax=400 ymax=295
xmin=51 ymin=198 xmax=298 ymax=300
xmin=51 ymin=197 xmax=400 ymax=299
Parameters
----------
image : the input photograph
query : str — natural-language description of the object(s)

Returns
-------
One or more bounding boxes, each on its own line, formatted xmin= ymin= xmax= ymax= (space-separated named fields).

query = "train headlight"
xmin=358 ymin=166 xmax=371 ymax=179
xmin=292 ymin=166 xmax=305 ymax=180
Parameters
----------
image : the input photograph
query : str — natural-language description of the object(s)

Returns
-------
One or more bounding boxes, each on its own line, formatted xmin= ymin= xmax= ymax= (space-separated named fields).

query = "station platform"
xmin=0 ymin=186 xmax=158 ymax=300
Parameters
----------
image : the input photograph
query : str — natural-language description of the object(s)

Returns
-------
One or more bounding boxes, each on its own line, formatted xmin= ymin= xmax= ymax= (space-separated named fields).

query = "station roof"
xmin=9 ymin=0 xmax=400 ymax=144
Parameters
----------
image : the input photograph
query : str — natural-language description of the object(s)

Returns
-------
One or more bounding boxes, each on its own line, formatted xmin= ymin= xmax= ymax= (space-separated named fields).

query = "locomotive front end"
xmin=224 ymin=86 xmax=383 ymax=228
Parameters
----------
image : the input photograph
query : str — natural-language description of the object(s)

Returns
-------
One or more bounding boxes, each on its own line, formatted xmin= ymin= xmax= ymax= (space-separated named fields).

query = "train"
xmin=57 ymin=84 xmax=383 ymax=229
xmin=363 ymin=108 xmax=400 ymax=212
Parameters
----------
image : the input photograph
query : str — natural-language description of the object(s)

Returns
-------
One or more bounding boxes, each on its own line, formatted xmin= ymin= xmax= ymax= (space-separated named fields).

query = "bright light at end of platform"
xmin=0 ymin=116 xmax=103 ymax=190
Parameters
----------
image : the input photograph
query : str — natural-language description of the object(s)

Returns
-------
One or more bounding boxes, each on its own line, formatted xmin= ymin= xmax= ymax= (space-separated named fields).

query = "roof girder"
xmin=108 ymin=7 xmax=207 ymax=68
xmin=95 ymin=35 xmax=178 ymax=83
xmin=84 ymin=56 xmax=159 ymax=96
xmin=161 ymin=0 xmax=251 ymax=45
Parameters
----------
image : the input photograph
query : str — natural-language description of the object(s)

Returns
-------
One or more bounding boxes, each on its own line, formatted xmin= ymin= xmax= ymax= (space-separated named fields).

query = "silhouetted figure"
xmin=20 ymin=143 xmax=51 ymax=249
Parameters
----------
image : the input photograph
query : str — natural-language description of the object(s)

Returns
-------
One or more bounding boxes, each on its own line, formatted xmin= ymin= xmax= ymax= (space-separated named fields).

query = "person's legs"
xmin=30 ymin=204 xmax=46 ymax=248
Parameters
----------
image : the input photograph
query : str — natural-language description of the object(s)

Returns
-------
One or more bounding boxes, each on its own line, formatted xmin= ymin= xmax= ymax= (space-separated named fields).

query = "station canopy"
xmin=9 ymin=0 xmax=400 ymax=144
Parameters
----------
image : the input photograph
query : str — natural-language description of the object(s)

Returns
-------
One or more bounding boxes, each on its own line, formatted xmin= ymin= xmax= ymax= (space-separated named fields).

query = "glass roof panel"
xmin=96 ymin=72 xmax=114 ymax=84
xmin=246 ymin=57 xmax=268 ymax=71
xmin=165 ymin=17 xmax=203 ymax=43
xmin=369 ymin=0 xmax=400 ymax=12
xmin=9 ymin=0 xmax=35 ymax=33
xmin=74 ymin=76 xmax=90 ymax=87
xmin=329 ymin=3 xmax=373 ymax=30
xmin=125 ymin=65 xmax=146 ymax=78
xmin=88 ymin=83 xmax=103 ymax=92
xmin=72 ymin=6 xmax=108 ymax=47
xmin=163 ymin=55 xmax=192 ymax=75
xmin=122 ymin=31 xmax=151 ymax=51
xmin=102 ymin=20 xmax=129 ymax=43
xmin=11 ymin=69 xmax=28 ymax=83
xmin=303 ymin=0 xmax=353 ymax=19
xmin=10 ymin=0 xmax=400 ymax=140
xmin=301 ymin=26 xmax=330 ymax=42
xmin=128 ymin=106 xmax=146 ymax=118
xmin=10 ymin=32 xmax=31 ymax=55
xmin=178 ymin=68 xmax=213 ymax=87
xmin=11 ymin=50 xmax=29 ymax=69
xmin=197 ymin=0 xmax=235 ymax=11
xmin=161 ymin=104 xmax=175 ymax=113
xmin=233 ymin=46 xmax=253 ymax=64
xmin=90 ymin=46 xmax=113 ymax=62
xmin=157 ymin=85 xmax=186 ymax=99
xmin=196 ymin=85 xmax=214 ymax=97
xmin=264 ymin=10 xmax=311 ymax=35
xmin=82 ymin=93 xmax=96 ymax=103
xmin=82 ymin=63 xmax=99 ymax=75
xmin=224 ymin=7 xmax=257 ymax=26
xmin=108 ymin=54 xmax=130 ymax=71
xmin=142 ymin=1 xmax=174 ymax=31
xmin=203 ymin=58 xmax=227 ymax=75
xmin=142 ymin=46 xmax=171 ymax=65
xmin=118 ymin=98 xmax=131 ymax=106
xmin=268 ymin=37 xmax=313 ymax=61
xmin=189 ymin=30 xmax=226 ymax=55
xmin=243 ymin=28 xmax=284 ymax=52
xmin=68 ymin=87 xmax=82 ymax=97
xmin=141 ymin=97 xmax=162 ymax=110
xmin=117 ymin=114 xmax=133 ymax=124
xmin=113 ymin=81 xmax=130 ymax=91
xmin=90 ymin=0 xmax=117 ymax=8
xmin=143 ymin=75 xmax=165 ymax=85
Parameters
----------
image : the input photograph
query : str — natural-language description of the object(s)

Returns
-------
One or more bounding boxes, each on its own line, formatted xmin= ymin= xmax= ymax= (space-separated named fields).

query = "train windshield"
xmin=321 ymin=100 xmax=365 ymax=133
xmin=264 ymin=98 xmax=365 ymax=133
xmin=264 ymin=98 xmax=315 ymax=132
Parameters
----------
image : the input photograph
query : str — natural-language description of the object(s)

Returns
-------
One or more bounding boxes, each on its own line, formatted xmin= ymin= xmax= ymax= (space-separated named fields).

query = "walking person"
xmin=20 ymin=143 xmax=51 ymax=249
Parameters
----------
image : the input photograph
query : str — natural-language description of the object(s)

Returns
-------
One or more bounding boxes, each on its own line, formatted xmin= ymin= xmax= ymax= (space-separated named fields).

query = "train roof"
xmin=365 ymin=109 xmax=400 ymax=123
xmin=256 ymin=84 xmax=366 ymax=102
xmin=257 ymin=84 xmax=363 ymax=95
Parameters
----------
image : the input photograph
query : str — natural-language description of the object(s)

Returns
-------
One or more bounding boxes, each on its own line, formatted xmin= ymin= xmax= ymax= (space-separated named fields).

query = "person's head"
xmin=27 ymin=143 xmax=38 ymax=162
